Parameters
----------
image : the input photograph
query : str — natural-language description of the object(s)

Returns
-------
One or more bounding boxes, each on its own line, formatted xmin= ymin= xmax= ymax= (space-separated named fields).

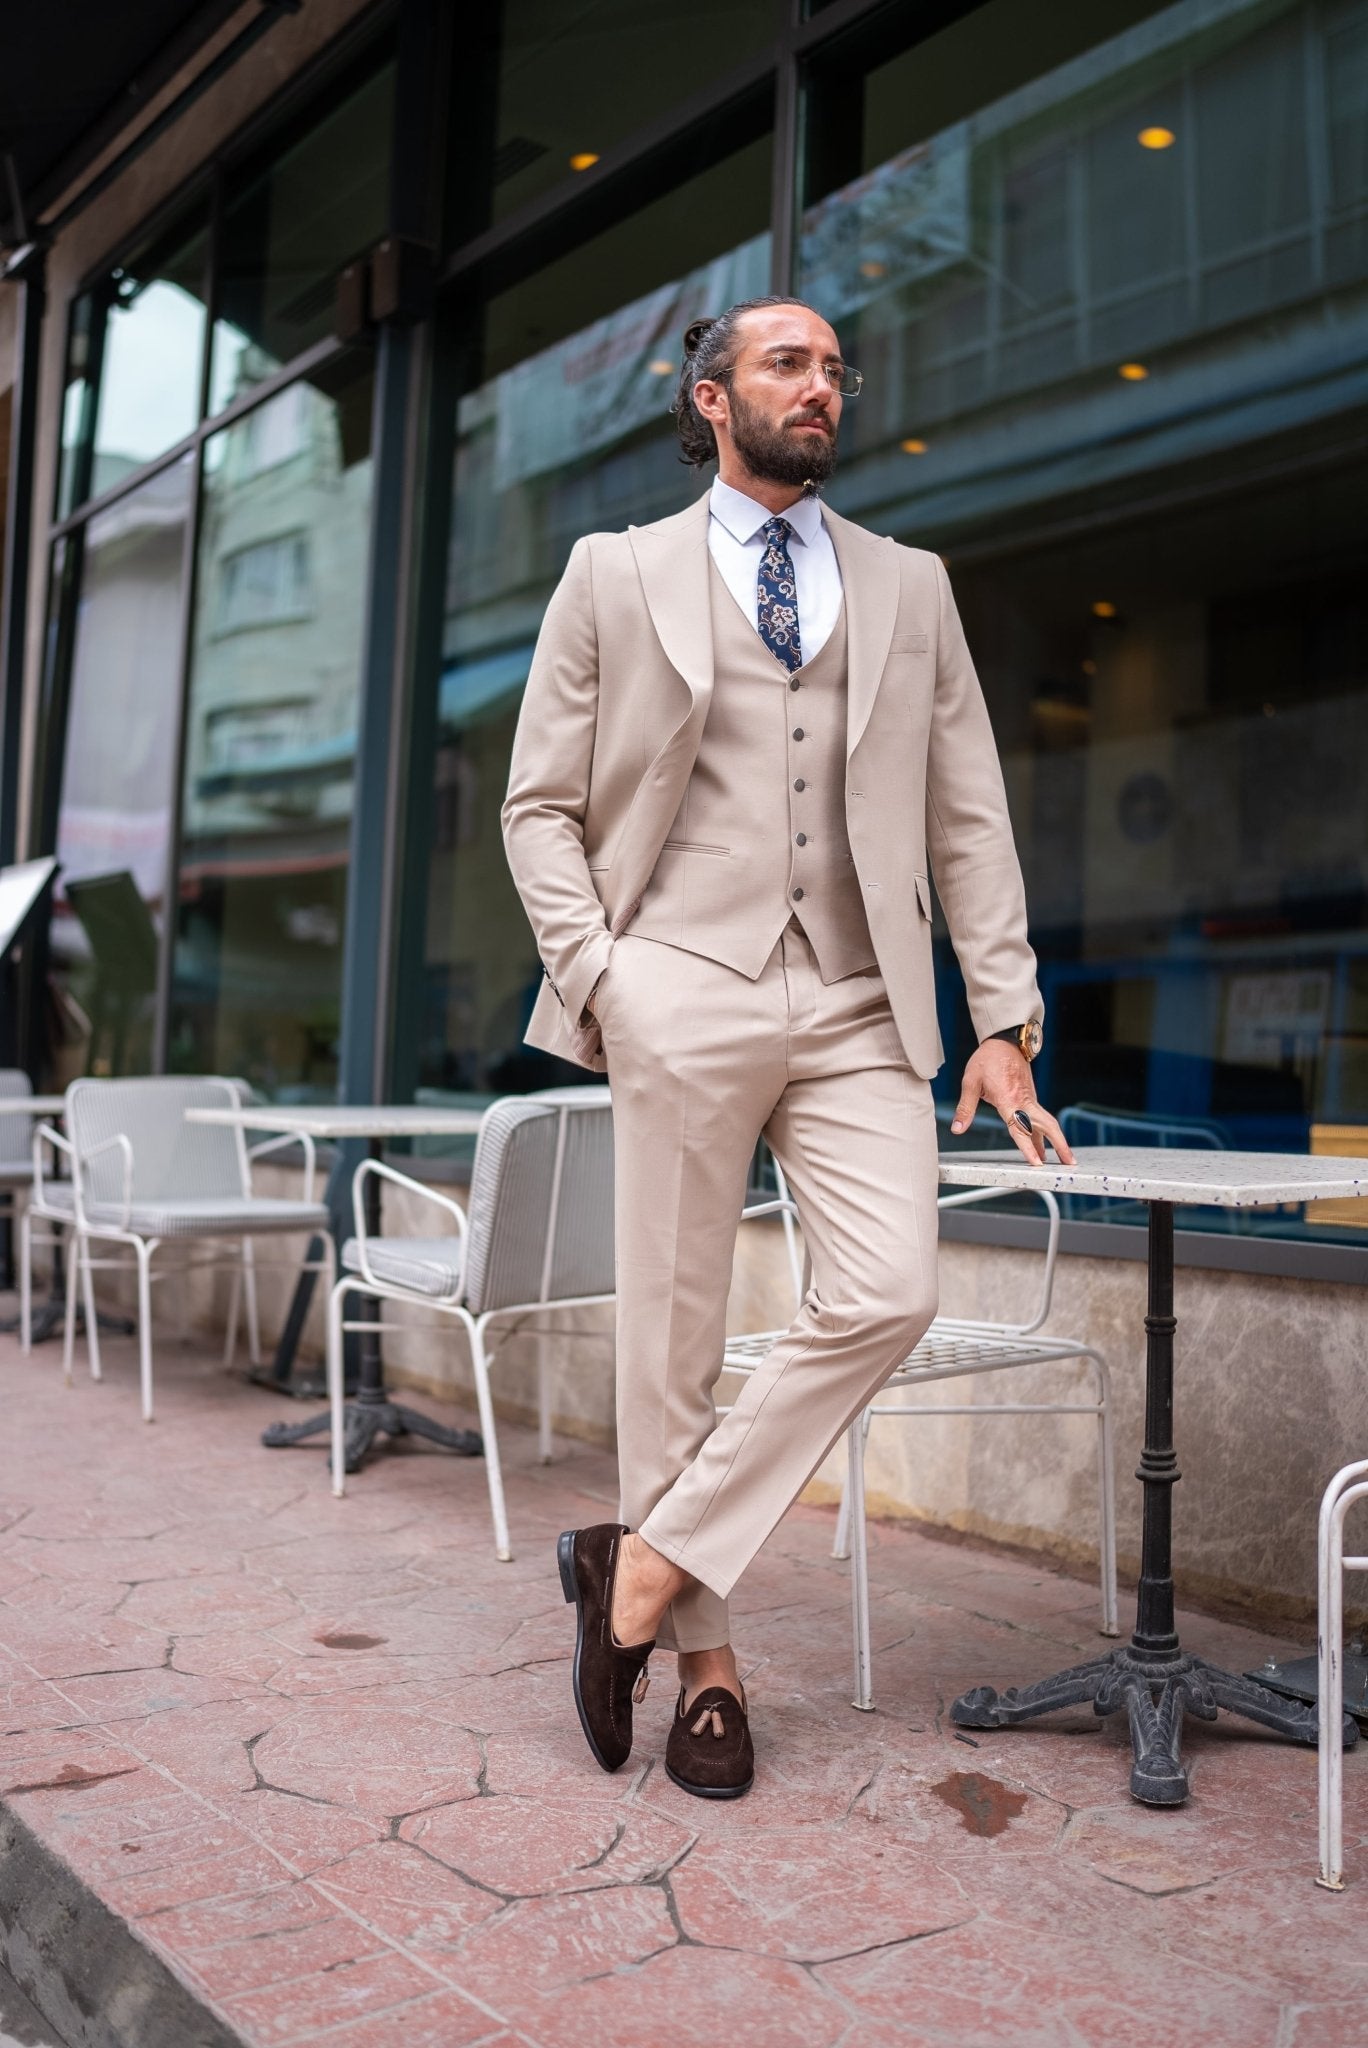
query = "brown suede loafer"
xmin=665 ymin=1683 xmax=754 ymax=1799
xmin=557 ymin=1524 xmax=654 ymax=1773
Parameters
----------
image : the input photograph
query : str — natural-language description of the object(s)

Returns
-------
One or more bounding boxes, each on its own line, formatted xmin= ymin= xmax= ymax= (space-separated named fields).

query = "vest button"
xmin=792 ymin=887 xmax=804 ymax=900
xmin=788 ymin=679 xmax=800 ymax=691
xmin=793 ymin=778 xmax=805 ymax=791
xmin=795 ymin=833 xmax=807 ymax=846
xmin=792 ymin=727 xmax=804 ymax=740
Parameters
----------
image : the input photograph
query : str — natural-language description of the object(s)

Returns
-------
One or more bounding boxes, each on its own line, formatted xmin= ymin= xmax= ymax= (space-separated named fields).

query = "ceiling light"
xmin=859 ymin=260 xmax=887 ymax=278
xmin=648 ymin=358 xmax=675 ymax=376
xmin=1081 ymin=659 xmax=1098 ymax=675
xmin=1138 ymin=126 xmax=1176 ymax=149
xmin=900 ymin=437 xmax=928 ymax=455
xmin=569 ymin=151 xmax=600 ymax=172
xmin=1118 ymin=361 xmax=1149 ymax=381
xmin=1092 ymin=601 xmax=1118 ymax=619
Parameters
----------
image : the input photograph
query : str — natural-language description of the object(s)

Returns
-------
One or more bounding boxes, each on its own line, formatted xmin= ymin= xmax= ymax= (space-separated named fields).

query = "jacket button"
xmin=795 ymin=832 xmax=807 ymax=846
xmin=793 ymin=777 xmax=805 ymax=791
xmin=788 ymin=678 xmax=800 ymax=691
xmin=792 ymin=727 xmax=804 ymax=740
xmin=792 ymin=887 xmax=804 ymax=900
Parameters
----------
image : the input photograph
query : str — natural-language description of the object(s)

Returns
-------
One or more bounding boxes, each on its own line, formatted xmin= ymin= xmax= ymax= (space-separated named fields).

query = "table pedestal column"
xmin=951 ymin=1201 xmax=1357 ymax=1804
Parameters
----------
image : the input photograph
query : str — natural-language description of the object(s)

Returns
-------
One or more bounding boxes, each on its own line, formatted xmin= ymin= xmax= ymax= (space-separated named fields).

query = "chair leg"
xmin=19 ymin=1208 xmax=31 ymax=1353
xmin=242 ymin=1238 xmax=262 ymax=1367
xmin=223 ymin=1260 xmax=242 ymax=1368
xmin=466 ymin=1314 xmax=513 ymax=1562
xmin=62 ymin=1232 xmax=79 ymax=1385
xmin=1319 ymin=1488 xmax=1346 ymax=1890
xmin=537 ymin=1348 xmax=553 ymax=1464
xmin=134 ymin=1240 xmax=155 ymax=1422
xmin=80 ymin=1236 xmax=102 ymax=1383
xmin=326 ymin=1278 xmax=348 ymax=1499
xmin=848 ymin=1412 xmax=874 ymax=1713
xmin=1090 ymin=1352 xmax=1120 ymax=1638
xmin=832 ymin=1407 xmax=871 ymax=1560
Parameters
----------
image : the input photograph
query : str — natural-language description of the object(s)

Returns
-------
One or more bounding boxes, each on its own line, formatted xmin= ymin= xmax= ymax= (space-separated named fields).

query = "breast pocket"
xmin=890 ymin=631 xmax=929 ymax=658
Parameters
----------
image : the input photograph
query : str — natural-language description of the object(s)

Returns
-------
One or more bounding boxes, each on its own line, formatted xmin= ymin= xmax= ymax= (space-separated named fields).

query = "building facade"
xmin=2 ymin=0 xmax=1367 ymax=1607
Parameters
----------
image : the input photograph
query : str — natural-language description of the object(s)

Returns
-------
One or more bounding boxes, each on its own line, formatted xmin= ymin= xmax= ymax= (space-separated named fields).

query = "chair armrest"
xmin=247 ymin=1129 xmax=317 ymax=1204
xmin=937 ymin=1183 xmax=1061 ymax=1333
xmin=71 ymin=1131 xmax=135 ymax=1230
xmin=350 ymin=1157 xmax=468 ymax=1297
xmin=31 ymin=1122 xmax=72 ymax=1206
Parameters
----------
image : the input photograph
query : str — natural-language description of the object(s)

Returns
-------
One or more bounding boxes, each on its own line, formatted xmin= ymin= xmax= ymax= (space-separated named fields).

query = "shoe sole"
xmin=664 ymin=1760 xmax=754 ymax=1800
xmin=557 ymin=1529 xmax=620 ymax=1774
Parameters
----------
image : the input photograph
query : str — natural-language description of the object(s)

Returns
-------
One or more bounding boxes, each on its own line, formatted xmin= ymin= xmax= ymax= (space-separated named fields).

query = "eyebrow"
xmin=755 ymin=340 xmax=846 ymax=361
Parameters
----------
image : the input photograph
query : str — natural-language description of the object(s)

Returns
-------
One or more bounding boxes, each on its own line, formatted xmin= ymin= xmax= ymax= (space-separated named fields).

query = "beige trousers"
xmin=596 ymin=922 xmax=940 ymax=1652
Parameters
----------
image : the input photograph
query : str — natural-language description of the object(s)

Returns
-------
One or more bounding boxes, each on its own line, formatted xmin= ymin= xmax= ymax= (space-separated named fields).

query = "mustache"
xmin=784 ymin=408 xmax=834 ymax=435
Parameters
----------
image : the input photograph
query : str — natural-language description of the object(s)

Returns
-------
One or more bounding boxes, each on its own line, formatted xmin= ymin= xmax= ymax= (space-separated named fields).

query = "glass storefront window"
xmin=418 ymin=131 xmax=773 ymax=1097
xmin=209 ymin=65 xmax=394 ymax=415
xmin=799 ymin=0 xmax=1368 ymax=1238
xmin=168 ymin=364 xmax=375 ymax=1097
xmin=49 ymin=457 xmax=196 ymax=1078
xmin=471 ymin=0 xmax=781 ymax=230
xmin=56 ymin=219 xmax=209 ymax=517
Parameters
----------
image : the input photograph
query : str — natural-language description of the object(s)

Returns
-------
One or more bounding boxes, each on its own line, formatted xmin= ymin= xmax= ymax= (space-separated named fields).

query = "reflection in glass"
xmin=57 ymin=222 xmax=208 ymax=516
xmin=210 ymin=66 xmax=394 ymax=414
xmin=169 ymin=366 xmax=375 ymax=1097
xmin=419 ymin=135 xmax=773 ymax=1097
xmin=51 ymin=457 xmax=196 ymax=1077
xmin=474 ymin=0 xmax=779 ymax=229
xmin=800 ymin=0 xmax=1368 ymax=1235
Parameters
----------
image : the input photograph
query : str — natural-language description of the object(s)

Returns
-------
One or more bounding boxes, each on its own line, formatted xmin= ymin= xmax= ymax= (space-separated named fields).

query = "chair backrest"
xmin=1058 ymin=1103 xmax=1228 ymax=1150
xmin=0 ymin=1070 xmax=33 ymax=1172
xmin=463 ymin=1091 xmax=615 ymax=1315
xmin=64 ymin=1076 xmax=250 ymax=1207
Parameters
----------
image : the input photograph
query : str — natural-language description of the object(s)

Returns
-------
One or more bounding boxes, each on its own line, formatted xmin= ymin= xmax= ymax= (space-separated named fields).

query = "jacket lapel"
xmin=824 ymin=506 xmax=900 ymax=756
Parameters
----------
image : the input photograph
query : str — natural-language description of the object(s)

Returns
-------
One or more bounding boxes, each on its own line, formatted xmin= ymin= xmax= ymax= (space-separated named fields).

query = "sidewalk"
xmin=0 ymin=1328 xmax=1364 ymax=2048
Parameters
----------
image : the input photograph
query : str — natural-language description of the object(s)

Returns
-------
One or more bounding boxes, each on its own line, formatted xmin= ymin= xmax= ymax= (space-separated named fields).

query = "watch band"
xmin=987 ymin=1022 xmax=1043 ymax=1061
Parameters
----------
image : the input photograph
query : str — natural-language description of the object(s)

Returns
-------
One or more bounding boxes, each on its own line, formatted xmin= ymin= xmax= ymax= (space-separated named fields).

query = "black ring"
xmin=1013 ymin=1109 xmax=1033 ymax=1134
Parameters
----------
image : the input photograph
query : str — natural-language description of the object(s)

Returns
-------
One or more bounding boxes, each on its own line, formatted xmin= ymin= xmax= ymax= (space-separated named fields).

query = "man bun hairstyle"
xmin=671 ymin=295 xmax=810 ymax=467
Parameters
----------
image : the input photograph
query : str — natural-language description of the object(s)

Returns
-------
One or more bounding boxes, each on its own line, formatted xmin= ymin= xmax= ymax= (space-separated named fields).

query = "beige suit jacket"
xmin=501 ymin=491 xmax=1042 ymax=1078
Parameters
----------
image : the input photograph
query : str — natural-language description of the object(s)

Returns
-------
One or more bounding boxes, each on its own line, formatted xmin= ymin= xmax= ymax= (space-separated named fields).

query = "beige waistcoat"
xmin=629 ymin=562 xmax=876 ymax=982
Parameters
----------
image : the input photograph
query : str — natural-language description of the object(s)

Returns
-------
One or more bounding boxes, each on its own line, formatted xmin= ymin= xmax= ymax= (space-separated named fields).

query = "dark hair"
xmin=671 ymin=296 xmax=812 ymax=467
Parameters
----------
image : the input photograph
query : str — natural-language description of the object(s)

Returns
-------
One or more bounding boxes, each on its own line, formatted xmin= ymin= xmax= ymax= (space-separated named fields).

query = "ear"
xmin=692 ymin=377 xmax=729 ymax=428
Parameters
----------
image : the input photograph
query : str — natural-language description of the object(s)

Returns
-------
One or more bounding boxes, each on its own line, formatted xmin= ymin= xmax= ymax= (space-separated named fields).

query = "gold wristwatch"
xmin=987 ymin=1021 xmax=1043 ymax=1062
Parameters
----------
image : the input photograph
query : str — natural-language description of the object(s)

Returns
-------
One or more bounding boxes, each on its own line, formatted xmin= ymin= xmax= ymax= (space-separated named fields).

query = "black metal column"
xmin=0 ymin=245 xmax=46 ymax=877
xmin=1134 ymin=1200 xmax=1180 ymax=1658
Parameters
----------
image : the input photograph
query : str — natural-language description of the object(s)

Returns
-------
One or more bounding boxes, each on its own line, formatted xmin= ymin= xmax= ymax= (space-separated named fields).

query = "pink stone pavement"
xmin=1 ymin=1327 xmax=1366 ymax=2047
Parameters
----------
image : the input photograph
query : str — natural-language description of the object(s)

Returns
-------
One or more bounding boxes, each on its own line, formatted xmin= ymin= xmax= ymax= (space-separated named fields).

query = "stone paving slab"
xmin=1 ymin=1329 xmax=1366 ymax=2047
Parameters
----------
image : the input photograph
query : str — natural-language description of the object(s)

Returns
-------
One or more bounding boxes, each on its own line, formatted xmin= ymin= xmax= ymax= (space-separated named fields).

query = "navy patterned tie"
xmin=756 ymin=516 xmax=803 ymax=673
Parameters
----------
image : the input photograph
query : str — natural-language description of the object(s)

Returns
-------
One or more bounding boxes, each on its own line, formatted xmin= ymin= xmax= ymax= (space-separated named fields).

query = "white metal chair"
xmin=1317 ymin=1461 xmax=1368 ymax=1890
xmin=326 ymin=1088 xmax=616 ymax=1560
xmin=0 ymin=1071 xmax=34 ymax=1290
xmin=26 ymin=1076 xmax=332 ymax=1421
xmin=722 ymin=1180 xmax=1118 ymax=1711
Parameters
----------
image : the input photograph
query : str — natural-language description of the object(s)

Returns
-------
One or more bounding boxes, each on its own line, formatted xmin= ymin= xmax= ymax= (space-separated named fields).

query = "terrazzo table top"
xmin=937 ymin=1145 xmax=1368 ymax=1209
xmin=185 ymin=1102 xmax=485 ymax=1139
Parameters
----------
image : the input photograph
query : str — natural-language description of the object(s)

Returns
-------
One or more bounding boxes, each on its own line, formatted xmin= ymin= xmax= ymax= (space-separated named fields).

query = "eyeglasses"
xmin=728 ymin=350 xmax=863 ymax=398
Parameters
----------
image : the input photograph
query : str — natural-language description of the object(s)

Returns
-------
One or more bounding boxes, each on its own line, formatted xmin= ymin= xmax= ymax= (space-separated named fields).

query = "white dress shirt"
xmin=707 ymin=477 xmax=844 ymax=663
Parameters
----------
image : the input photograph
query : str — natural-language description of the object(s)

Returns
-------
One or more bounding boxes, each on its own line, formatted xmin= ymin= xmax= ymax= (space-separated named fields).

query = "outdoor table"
xmin=186 ymin=1103 xmax=485 ymax=1474
xmin=937 ymin=1145 xmax=1368 ymax=1806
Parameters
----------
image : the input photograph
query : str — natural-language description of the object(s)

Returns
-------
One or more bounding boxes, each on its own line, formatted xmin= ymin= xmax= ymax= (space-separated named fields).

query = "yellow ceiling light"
xmin=859 ymin=260 xmax=887 ymax=278
xmin=1118 ymin=361 xmax=1150 ymax=381
xmin=900 ymin=437 xmax=928 ymax=454
xmin=1138 ymin=125 xmax=1176 ymax=149
xmin=569 ymin=151 xmax=600 ymax=172
xmin=648 ymin=358 xmax=675 ymax=376
xmin=1092 ymin=600 xmax=1118 ymax=619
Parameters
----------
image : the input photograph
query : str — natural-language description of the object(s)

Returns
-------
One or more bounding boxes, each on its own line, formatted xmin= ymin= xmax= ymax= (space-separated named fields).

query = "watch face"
xmin=1021 ymin=1020 xmax=1044 ymax=1061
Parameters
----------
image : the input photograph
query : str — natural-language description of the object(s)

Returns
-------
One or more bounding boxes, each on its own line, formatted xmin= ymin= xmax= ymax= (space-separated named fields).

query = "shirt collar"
xmin=709 ymin=476 xmax=825 ymax=549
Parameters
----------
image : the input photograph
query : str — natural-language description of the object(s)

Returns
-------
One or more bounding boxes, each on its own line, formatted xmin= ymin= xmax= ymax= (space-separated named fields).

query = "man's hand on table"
xmin=950 ymin=1040 xmax=1074 ymax=1167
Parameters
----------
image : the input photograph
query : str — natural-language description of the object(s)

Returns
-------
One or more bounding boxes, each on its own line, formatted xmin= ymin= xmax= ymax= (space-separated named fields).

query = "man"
xmin=502 ymin=295 xmax=1071 ymax=1800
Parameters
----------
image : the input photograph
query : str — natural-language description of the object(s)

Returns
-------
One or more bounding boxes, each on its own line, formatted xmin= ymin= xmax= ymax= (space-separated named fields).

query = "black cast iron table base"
xmin=262 ymin=1391 xmax=482 ymax=1474
xmin=953 ymin=1644 xmax=1354 ymax=1806
xmin=948 ymin=1197 xmax=1359 ymax=1806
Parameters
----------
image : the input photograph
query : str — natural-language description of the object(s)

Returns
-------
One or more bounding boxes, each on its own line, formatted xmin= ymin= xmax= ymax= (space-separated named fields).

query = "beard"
xmin=728 ymin=387 xmax=839 ymax=490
